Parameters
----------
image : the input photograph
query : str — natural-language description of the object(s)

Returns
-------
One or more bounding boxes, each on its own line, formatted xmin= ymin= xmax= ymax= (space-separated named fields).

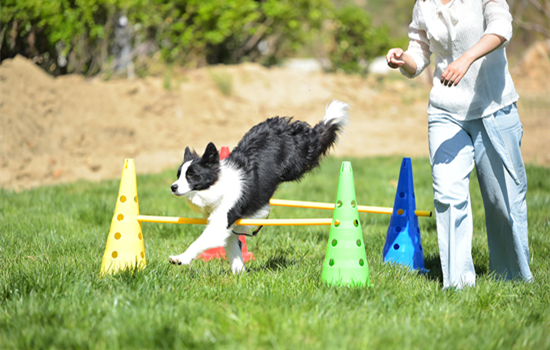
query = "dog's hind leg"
xmin=225 ymin=234 xmax=245 ymax=274
xmin=169 ymin=221 xmax=230 ymax=266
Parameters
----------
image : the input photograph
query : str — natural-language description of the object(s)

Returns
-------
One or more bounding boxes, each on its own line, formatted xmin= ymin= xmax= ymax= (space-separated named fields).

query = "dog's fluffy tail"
xmin=314 ymin=100 xmax=350 ymax=157
xmin=323 ymin=100 xmax=351 ymax=128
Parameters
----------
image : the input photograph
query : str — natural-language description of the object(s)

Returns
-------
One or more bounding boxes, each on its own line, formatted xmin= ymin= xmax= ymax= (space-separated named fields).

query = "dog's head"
xmin=171 ymin=142 xmax=220 ymax=197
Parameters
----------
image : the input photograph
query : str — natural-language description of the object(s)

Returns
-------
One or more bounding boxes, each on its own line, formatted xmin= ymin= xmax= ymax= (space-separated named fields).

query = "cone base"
xmin=322 ymin=267 xmax=371 ymax=287
xmin=199 ymin=236 xmax=254 ymax=262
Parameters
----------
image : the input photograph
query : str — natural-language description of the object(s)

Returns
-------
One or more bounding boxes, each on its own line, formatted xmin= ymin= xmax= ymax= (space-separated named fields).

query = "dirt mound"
xmin=513 ymin=39 xmax=550 ymax=91
xmin=1 ymin=55 xmax=548 ymax=191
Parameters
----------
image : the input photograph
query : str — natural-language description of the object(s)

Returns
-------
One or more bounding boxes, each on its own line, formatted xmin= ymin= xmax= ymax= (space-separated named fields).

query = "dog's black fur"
xmin=223 ymin=116 xmax=343 ymax=227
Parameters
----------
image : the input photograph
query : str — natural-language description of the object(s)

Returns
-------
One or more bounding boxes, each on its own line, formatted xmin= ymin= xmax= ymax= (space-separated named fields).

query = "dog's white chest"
xmin=185 ymin=197 xmax=204 ymax=213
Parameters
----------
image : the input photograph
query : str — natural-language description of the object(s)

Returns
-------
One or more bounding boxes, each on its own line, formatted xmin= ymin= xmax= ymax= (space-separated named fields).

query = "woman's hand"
xmin=440 ymin=34 xmax=506 ymax=87
xmin=386 ymin=48 xmax=406 ymax=68
xmin=386 ymin=48 xmax=417 ymax=75
xmin=440 ymin=55 xmax=474 ymax=87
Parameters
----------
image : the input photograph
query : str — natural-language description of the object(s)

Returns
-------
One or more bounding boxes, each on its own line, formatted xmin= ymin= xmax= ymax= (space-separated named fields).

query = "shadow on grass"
xmin=248 ymin=249 xmax=309 ymax=273
xmin=422 ymin=248 xmax=490 ymax=285
xmin=423 ymin=253 xmax=443 ymax=285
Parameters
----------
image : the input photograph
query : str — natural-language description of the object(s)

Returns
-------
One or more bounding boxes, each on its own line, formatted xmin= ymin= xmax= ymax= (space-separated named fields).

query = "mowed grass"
xmin=1 ymin=157 xmax=549 ymax=349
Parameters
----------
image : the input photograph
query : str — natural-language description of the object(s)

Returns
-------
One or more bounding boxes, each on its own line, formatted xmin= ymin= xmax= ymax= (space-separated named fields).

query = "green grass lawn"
xmin=1 ymin=157 xmax=549 ymax=349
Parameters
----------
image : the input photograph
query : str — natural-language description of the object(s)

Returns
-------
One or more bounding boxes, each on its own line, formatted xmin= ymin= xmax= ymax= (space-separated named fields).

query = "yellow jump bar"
xmin=269 ymin=198 xmax=432 ymax=217
xmin=136 ymin=215 xmax=333 ymax=226
xmin=135 ymin=198 xmax=431 ymax=226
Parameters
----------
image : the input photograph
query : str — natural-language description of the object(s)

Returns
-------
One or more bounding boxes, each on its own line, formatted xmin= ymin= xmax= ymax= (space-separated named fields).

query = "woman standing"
xmin=386 ymin=0 xmax=533 ymax=289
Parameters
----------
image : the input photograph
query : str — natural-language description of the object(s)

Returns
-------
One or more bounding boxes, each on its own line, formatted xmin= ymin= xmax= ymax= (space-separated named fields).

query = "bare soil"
xmin=1 ymin=44 xmax=548 ymax=191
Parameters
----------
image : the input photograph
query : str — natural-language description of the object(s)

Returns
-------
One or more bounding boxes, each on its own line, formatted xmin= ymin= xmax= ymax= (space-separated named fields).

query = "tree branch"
xmin=525 ymin=0 xmax=550 ymax=19
xmin=516 ymin=19 xmax=550 ymax=37
xmin=232 ymin=17 xmax=274 ymax=62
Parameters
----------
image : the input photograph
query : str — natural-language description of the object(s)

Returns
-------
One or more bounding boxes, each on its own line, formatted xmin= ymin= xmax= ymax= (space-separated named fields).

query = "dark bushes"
xmin=1 ymin=0 xmax=390 ymax=76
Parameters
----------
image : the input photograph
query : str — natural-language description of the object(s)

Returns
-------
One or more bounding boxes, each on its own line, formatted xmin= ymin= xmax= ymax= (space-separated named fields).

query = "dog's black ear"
xmin=183 ymin=147 xmax=199 ymax=163
xmin=200 ymin=142 xmax=219 ymax=167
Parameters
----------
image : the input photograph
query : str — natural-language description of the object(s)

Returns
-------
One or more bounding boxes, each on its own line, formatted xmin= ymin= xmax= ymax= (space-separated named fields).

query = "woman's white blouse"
xmin=401 ymin=0 xmax=519 ymax=120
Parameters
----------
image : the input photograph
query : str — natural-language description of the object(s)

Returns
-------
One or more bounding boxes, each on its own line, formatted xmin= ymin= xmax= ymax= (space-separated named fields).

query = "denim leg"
xmin=474 ymin=105 xmax=533 ymax=282
xmin=429 ymin=115 xmax=476 ymax=289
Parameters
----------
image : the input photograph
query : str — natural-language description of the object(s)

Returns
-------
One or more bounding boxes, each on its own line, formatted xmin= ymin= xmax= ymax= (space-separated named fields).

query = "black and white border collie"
xmin=169 ymin=100 xmax=350 ymax=273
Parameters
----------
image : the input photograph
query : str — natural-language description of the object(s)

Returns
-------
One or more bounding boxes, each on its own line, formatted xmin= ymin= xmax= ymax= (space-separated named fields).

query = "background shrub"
xmin=0 ymin=0 xmax=390 ymax=76
xmin=327 ymin=4 xmax=390 ymax=75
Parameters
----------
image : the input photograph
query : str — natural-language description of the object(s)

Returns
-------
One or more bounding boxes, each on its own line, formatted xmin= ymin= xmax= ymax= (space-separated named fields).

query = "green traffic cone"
xmin=321 ymin=162 xmax=370 ymax=287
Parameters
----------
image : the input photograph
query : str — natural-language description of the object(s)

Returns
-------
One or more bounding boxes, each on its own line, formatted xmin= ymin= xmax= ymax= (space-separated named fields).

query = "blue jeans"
xmin=428 ymin=103 xmax=533 ymax=289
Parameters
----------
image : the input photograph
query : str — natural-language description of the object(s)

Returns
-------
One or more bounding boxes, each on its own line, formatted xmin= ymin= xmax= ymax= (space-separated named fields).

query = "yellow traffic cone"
xmin=100 ymin=159 xmax=146 ymax=275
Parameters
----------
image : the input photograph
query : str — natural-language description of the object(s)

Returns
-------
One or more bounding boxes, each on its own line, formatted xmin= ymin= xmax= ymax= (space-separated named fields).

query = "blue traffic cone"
xmin=382 ymin=158 xmax=425 ymax=270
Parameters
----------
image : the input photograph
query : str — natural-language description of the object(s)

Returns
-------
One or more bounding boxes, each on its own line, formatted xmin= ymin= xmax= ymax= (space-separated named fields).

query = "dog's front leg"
xmin=169 ymin=222 xmax=230 ymax=266
xmin=225 ymin=233 xmax=245 ymax=274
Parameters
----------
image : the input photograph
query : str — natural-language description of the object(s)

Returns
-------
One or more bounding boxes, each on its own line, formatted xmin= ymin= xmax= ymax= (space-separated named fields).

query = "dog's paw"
xmin=168 ymin=254 xmax=192 ymax=265
xmin=231 ymin=260 xmax=246 ymax=274
xmin=168 ymin=256 xmax=182 ymax=265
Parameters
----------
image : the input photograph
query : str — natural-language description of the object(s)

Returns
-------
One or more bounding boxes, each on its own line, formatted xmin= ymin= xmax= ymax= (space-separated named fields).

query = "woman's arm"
xmin=440 ymin=34 xmax=506 ymax=87
xmin=386 ymin=1 xmax=431 ymax=79
xmin=442 ymin=0 xmax=513 ymax=87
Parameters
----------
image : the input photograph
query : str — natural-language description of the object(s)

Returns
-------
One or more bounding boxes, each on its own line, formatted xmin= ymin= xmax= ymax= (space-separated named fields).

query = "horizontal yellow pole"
xmin=237 ymin=218 xmax=332 ymax=226
xmin=269 ymin=198 xmax=432 ymax=217
xmin=136 ymin=215 xmax=333 ymax=226
xmin=137 ymin=215 xmax=207 ymax=225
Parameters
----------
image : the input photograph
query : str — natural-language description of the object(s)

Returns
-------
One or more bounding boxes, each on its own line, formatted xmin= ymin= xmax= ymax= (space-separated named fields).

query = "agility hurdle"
xmin=134 ymin=196 xmax=433 ymax=226
xmin=100 ymin=158 xmax=432 ymax=277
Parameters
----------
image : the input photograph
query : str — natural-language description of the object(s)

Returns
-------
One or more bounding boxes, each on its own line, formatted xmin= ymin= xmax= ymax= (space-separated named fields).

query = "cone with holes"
xmin=100 ymin=159 xmax=146 ymax=275
xmin=382 ymin=158 xmax=425 ymax=270
xmin=321 ymin=162 xmax=370 ymax=287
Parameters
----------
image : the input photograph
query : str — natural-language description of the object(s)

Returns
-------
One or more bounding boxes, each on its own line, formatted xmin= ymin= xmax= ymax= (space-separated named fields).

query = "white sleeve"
xmin=483 ymin=0 xmax=513 ymax=47
xmin=401 ymin=2 xmax=432 ymax=79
